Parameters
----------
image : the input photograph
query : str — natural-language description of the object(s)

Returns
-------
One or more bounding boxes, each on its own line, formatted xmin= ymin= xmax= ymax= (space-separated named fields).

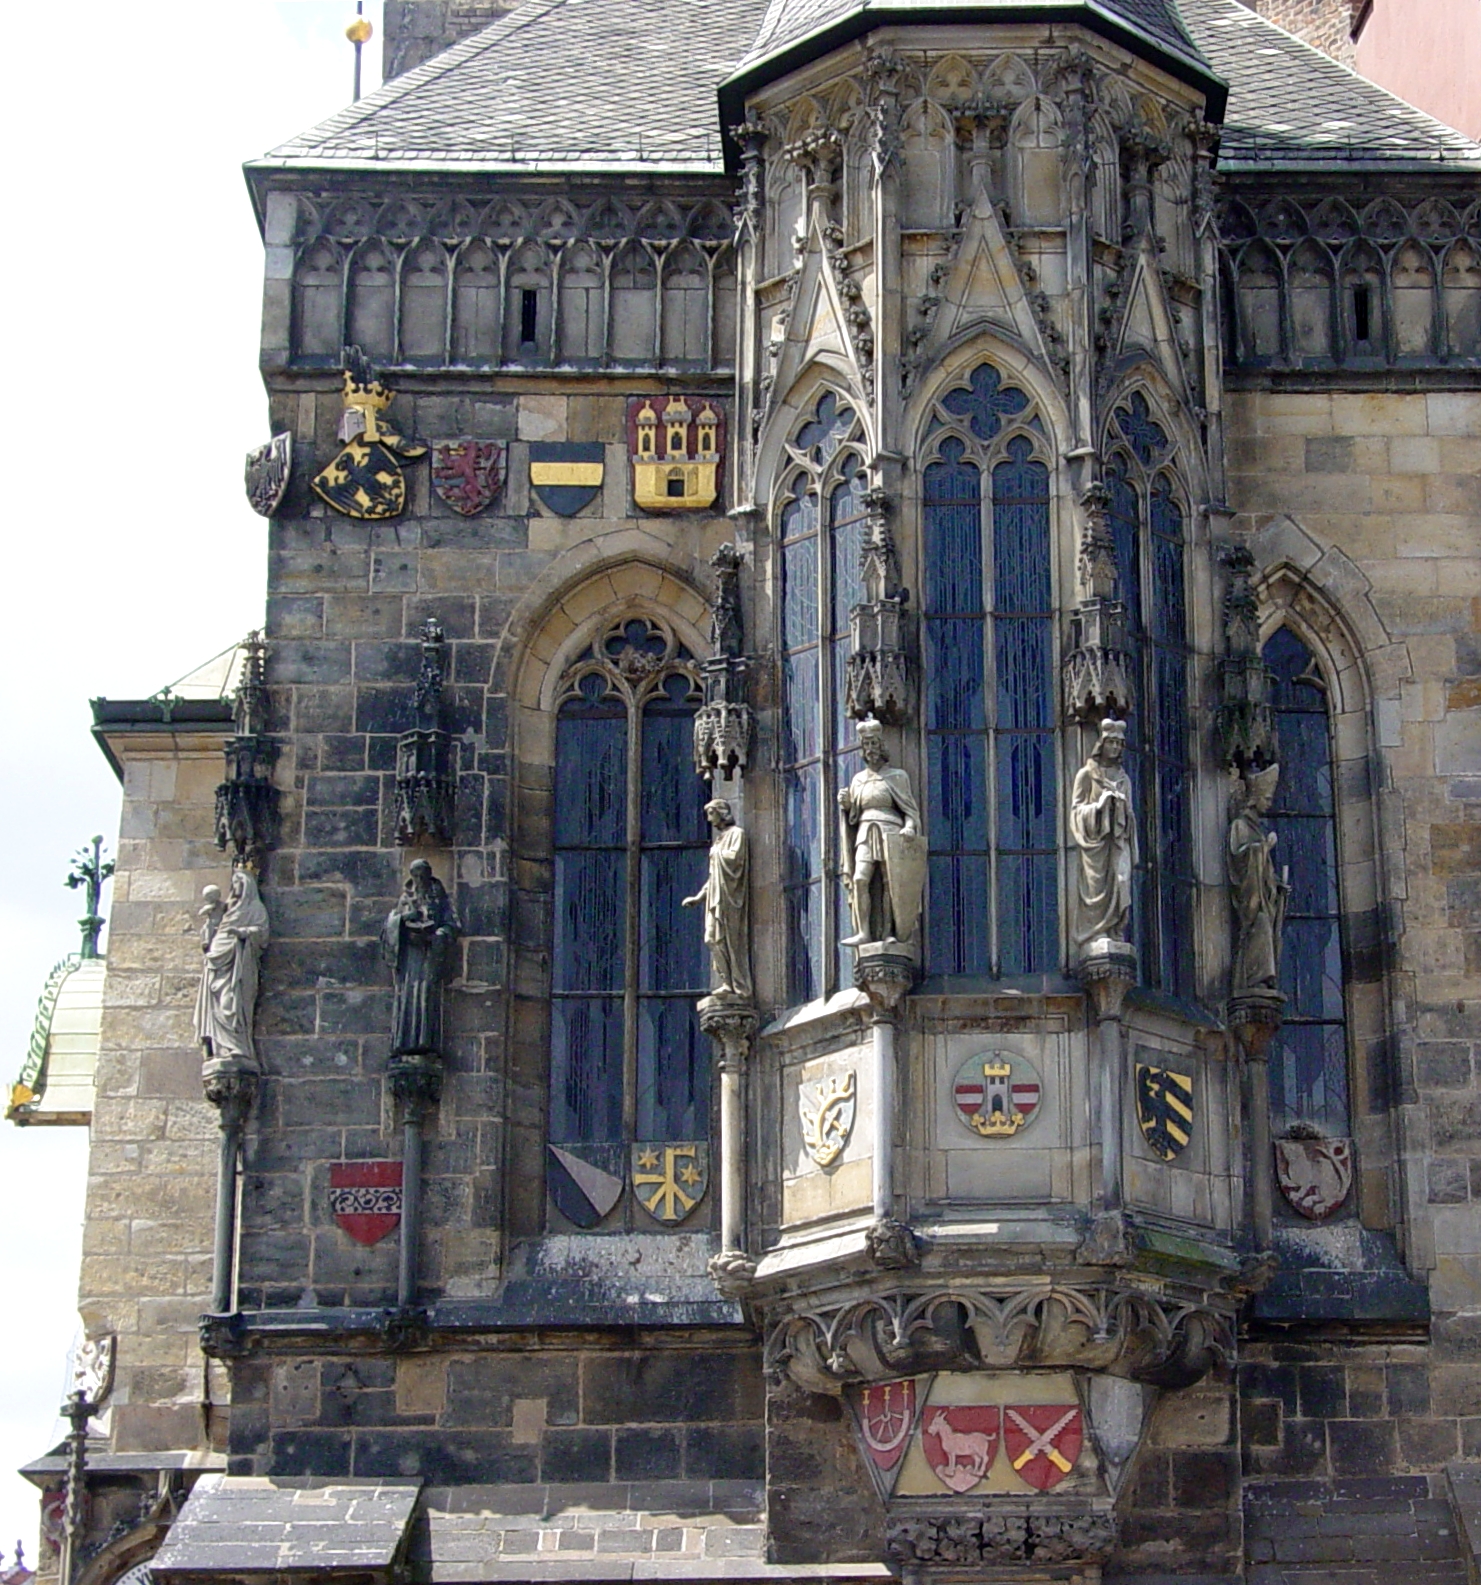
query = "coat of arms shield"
xmin=1275 ymin=1134 xmax=1353 ymax=1220
xmin=884 ymin=829 xmax=927 ymax=944
xmin=921 ymin=1404 xmax=1001 ymax=1493
xmin=431 ymin=439 xmax=505 ymax=516
xmin=245 ymin=433 xmax=292 ymax=517
xmin=799 ymin=1070 xmax=856 ymax=1167
xmin=631 ymin=1142 xmax=707 ymax=1224
xmin=529 ymin=442 xmax=605 ymax=515
xmin=329 ymin=1160 xmax=403 ymax=1246
xmin=847 ymin=1377 xmax=922 ymax=1498
xmin=547 ymin=1142 xmax=625 ymax=1229
xmin=1135 ymin=1059 xmax=1195 ymax=1161
xmin=1003 ymin=1404 xmax=1083 ymax=1491
xmin=953 ymin=1051 xmax=1042 ymax=1137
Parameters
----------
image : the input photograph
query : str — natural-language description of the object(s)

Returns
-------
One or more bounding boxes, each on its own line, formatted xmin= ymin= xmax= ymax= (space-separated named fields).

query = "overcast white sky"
xmin=0 ymin=4 xmax=386 ymax=1554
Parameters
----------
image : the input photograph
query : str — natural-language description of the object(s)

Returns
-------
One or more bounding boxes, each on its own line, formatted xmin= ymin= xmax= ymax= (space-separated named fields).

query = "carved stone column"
xmin=1230 ymin=988 xmax=1284 ymax=1252
xmin=1077 ymin=946 xmax=1137 ymax=1265
xmin=702 ymin=1002 xmax=758 ymax=1294
xmin=388 ymin=1053 xmax=443 ymax=1310
xmin=855 ymin=946 xmax=917 ymax=1269
xmin=203 ymin=1057 xmax=258 ymax=1315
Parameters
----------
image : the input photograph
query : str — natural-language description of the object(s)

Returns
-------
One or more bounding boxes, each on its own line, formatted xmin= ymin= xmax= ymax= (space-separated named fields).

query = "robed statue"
xmin=194 ymin=869 xmax=270 ymax=1064
xmin=683 ymin=798 xmax=752 ymax=1003
xmin=1228 ymin=764 xmax=1288 ymax=993
xmin=838 ymin=717 xmax=925 ymax=947
xmin=1069 ymin=719 xmax=1137 ymax=948
xmin=382 ymin=859 xmax=461 ymax=1057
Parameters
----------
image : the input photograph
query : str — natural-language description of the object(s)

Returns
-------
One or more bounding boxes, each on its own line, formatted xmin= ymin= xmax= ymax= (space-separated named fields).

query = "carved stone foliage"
xmin=887 ymin=1507 xmax=1117 ymax=1566
xmin=763 ymin=1281 xmax=1234 ymax=1395
xmin=288 ymin=192 xmax=737 ymax=372
xmin=1219 ymin=191 xmax=1481 ymax=369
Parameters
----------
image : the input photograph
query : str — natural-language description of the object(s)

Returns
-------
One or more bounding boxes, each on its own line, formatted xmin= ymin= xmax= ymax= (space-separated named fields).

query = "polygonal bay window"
xmin=1105 ymin=391 xmax=1195 ymax=998
xmin=547 ymin=618 xmax=710 ymax=1230
xmin=921 ymin=361 xmax=1059 ymax=979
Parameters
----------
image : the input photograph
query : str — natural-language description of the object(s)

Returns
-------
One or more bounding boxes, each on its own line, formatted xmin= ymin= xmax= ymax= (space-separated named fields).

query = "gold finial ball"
xmin=346 ymin=16 xmax=373 ymax=43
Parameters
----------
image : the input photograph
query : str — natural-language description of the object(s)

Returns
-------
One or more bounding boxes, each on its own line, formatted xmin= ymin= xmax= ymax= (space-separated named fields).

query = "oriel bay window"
xmin=548 ymin=618 xmax=710 ymax=1229
xmin=921 ymin=360 xmax=1059 ymax=979
xmin=1104 ymin=391 xmax=1195 ymax=997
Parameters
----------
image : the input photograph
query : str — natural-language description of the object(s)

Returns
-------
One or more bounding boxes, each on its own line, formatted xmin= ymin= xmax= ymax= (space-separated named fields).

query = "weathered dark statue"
xmin=381 ymin=859 xmax=461 ymax=1056
xmin=1228 ymin=764 xmax=1288 ymax=993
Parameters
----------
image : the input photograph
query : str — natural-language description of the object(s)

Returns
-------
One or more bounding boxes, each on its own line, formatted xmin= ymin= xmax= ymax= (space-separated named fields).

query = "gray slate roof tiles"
xmin=253 ymin=0 xmax=1481 ymax=175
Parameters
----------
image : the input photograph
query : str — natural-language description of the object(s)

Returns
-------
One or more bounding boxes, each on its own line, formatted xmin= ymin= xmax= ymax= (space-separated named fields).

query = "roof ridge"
xmin=262 ymin=0 xmax=571 ymax=160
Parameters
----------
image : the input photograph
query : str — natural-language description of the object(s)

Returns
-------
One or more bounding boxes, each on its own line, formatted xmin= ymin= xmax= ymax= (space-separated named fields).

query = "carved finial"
xmin=709 ymin=544 xmax=744 ymax=659
xmin=414 ymin=616 xmax=448 ymax=728
xmin=65 ymin=836 xmax=114 ymax=960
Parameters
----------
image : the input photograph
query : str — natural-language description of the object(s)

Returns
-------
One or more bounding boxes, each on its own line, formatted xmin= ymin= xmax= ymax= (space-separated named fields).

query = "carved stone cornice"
xmin=888 ymin=1505 xmax=1117 ymax=1567
xmin=762 ymin=1277 xmax=1236 ymax=1395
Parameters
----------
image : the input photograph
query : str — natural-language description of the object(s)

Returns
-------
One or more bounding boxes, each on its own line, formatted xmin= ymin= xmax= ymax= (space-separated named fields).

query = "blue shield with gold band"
xmin=530 ymin=442 xmax=605 ymax=515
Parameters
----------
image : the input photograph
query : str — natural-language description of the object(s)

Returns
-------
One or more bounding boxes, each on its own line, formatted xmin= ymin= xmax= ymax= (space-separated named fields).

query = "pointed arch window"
xmin=922 ymin=361 xmax=1058 ymax=978
xmin=1105 ymin=393 xmax=1194 ymax=997
xmin=778 ymin=391 xmax=865 ymax=1003
xmin=1263 ymin=627 xmax=1349 ymax=1137
xmin=549 ymin=619 xmax=710 ymax=1211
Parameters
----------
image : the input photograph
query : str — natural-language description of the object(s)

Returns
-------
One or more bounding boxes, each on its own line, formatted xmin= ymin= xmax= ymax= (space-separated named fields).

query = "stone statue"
xmin=1228 ymin=764 xmax=1288 ymax=993
xmin=193 ymin=870 xmax=270 ymax=1064
xmin=683 ymin=798 xmax=752 ymax=1003
xmin=1069 ymin=719 xmax=1138 ymax=949
xmin=382 ymin=859 xmax=461 ymax=1057
xmin=838 ymin=717 xmax=925 ymax=947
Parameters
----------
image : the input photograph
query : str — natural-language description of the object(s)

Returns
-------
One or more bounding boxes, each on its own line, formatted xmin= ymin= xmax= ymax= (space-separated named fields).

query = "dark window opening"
xmin=666 ymin=472 xmax=685 ymax=497
xmin=520 ymin=288 xmax=539 ymax=347
xmin=1352 ymin=283 xmax=1371 ymax=343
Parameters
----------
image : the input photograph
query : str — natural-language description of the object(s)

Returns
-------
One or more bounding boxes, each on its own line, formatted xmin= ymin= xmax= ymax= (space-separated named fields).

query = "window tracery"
xmin=777 ymin=390 xmax=867 ymax=1003
xmin=1104 ymin=390 xmax=1194 ymax=997
xmin=921 ymin=360 xmax=1058 ymax=978
xmin=548 ymin=618 xmax=710 ymax=1201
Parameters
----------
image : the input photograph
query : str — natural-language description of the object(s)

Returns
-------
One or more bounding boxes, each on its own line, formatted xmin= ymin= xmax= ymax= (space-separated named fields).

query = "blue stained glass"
xmin=997 ymin=853 xmax=1058 ymax=977
xmin=1269 ymin=1023 xmax=1349 ymax=1137
xmin=928 ymin=733 xmax=989 ymax=850
xmin=927 ymin=854 xmax=990 ymax=977
xmin=925 ymin=619 xmax=986 ymax=731
xmin=941 ymin=361 xmax=1031 ymax=442
xmin=553 ymin=850 xmax=627 ymax=992
xmin=549 ymin=996 xmax=624 ymax=1143
xmin=554 ymin=702 xmax=626 ymax=847
xmin=1114 ymin=391 xmax=1169 ymax=465
xmin=640 ymin=847 xmax=708 ymax=992
xmin=1281 ymin=917 xmax=1345 ymax=1020
xmin=795 ymin=389 xmax=856 ymax=464
xmin=783 ymin=762 xmax=822 ymax=886
xmin=996 ymin=734 xmax=1056 ymax=850
xmin=785 ymin=878 xmax=823 ymax=1004
xmin=782 ymin=533 xmax=820 ymax=652
xmin=923 ymin=443 xmax=983 ymax=615
xmin=641 ymin=690 xmax=706 ymax=845
xmin=995 ymin=617 xmax=1053 ymax=730
xmin=1107 ymin=464 xmax=1142 ymax=636
xmin=782 ymin=648 xmax=820 ymax=764
xmin=831 ymin=459 xmax=868 ymax=633
xmin=636 ymin=996 xmax=707 ymax=1139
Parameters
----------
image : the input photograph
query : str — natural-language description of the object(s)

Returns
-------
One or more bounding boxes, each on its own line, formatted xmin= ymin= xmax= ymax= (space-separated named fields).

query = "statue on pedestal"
xmin=838 ymin=717 xmax=924 ymax=947
xmin=1069 ymin=719 xmax=1137 ymax=950
xmin=382 ymin=859 xmax=461 ymax=1057
xmin=194 ymin=870 xmax=270 ymax=1064
xmin=683 ymin=798 xmax=752 ymax=1003
xmin=1228 ymin=765 xmax=1288 ymax=993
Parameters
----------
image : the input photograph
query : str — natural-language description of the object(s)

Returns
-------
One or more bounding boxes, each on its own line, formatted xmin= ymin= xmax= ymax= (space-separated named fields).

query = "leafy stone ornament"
xmin=682 ymin=798 xmax=752 ymax=1003
xmin=838 ymin=717 xmax=924 ymax=947
xmin=312 ymin=347 xmax=426 ymax=519
xmin=244 ymin=433 xmax=292 ymax=517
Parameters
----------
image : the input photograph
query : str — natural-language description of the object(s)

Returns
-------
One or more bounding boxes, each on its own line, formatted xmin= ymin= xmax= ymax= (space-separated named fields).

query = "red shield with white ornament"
xmin=1003 ymin=1404 xmax=1083 ymax=1491
xmin=921 ymin=1404 xmax=1001 ymax=1493
xmin=431 ymin=439 xmax=504 ymax=516
xmin=329 ymin=1161 xmax=403 ymax=1246
xmin=857 ymin=1379 xmax=917 ymax=1475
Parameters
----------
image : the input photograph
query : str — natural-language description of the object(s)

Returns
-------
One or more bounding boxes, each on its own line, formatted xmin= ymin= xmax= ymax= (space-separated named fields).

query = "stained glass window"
xmin=1264 ymin=627 xmax=1349 ymax=1136
xmin=550 ymin=621 xmax=708 ymax=1171
xmin=923 ymin=367 xmax=1058 ymax=978
xmin=777 ymin=390 xmax=861 ymax=1004
xmin=1107 ymin=400 xmax=1194 ymax=997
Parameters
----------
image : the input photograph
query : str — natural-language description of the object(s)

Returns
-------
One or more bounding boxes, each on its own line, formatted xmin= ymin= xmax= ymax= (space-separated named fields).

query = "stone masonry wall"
xmin=82 ymin=730 xmax=233 ymax=1454
xmin=1226 ymin=387 xmax=1481 ymax=1575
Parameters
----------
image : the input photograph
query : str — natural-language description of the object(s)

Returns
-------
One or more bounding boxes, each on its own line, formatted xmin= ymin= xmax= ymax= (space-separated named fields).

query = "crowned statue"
xmin=838 ymin=717 xmax=925 ymax=948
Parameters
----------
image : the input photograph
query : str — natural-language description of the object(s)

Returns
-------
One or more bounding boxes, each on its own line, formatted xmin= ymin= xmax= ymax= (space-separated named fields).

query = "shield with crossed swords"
xmin=1002 ymin=1403 xmax=1083 ymax=1492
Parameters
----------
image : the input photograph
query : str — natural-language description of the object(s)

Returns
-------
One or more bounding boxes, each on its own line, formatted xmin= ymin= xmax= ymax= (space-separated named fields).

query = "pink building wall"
xmin=1355 ymin=0 xmax=1481 ymax=140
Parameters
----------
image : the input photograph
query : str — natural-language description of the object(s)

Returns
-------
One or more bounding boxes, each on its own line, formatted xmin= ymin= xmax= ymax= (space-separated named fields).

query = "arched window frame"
xmin=544 ymin=614 xmax=711 ymax=1228
xmin=917 ymin=362 xmax=1061 ymax=980
xmin=1102 ymin=389 xmax=1196 ymax=999
xmin=774 ymin=388 xmax=867 ymax=1005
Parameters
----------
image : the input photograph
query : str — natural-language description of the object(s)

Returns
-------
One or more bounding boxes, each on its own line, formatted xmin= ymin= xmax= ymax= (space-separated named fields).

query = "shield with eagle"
xmin=1135 ymin=1059 xmax=1195 ymax=1161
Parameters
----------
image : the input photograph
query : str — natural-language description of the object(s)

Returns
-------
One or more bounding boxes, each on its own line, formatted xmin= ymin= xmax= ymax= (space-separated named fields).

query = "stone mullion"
xmin=549 ymin=240 xmax=567 ymax=367
xmin=652 ymin=242 xmax=670 ymax=367
xmin=621 ymin=684 xmax=643 ymax=1166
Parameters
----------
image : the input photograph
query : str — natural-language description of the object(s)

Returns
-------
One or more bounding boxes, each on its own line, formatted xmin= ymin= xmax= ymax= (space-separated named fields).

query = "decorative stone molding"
xmin=763 ymin=1280 xmax=1235 ymax=1395
xmin=887 ymin=1506 xmax=1117 ymax=1566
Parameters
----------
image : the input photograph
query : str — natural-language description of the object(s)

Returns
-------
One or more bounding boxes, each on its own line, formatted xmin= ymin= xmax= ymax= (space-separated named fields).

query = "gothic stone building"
xmin=22 ymin=0 xmax=1481 ymax=1581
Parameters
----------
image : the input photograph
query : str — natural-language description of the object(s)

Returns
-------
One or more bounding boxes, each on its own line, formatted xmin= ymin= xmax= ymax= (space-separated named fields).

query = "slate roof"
xmin=250 ymin=0 xmax=1481 ymax=177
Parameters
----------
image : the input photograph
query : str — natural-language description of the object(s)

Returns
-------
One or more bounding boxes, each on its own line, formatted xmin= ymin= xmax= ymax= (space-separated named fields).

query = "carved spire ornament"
xmin=1214 ymin=543 xmax=1277 ymax=771
xmin=214 ymin=632 xmax=279 ymax=870
xmin=693 ymin=544 xmax=754 ymax=780
xmin=845 ymin=488 xmax=911 ymax=724
xmin=1063 ymin=484 xmax=1134 ymax=721
xmin=395 ymin=617 xmax=456 ymax=844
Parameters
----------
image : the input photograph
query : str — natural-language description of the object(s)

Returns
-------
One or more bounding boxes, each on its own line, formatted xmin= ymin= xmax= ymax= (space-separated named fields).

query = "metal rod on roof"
xmin=347 ymin=2 xmax=373 ymax=102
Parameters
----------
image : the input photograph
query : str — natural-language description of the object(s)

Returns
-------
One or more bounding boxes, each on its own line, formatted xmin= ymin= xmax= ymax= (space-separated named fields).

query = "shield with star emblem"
xmin=431 ymin=438 xmax=505 ymax=516
xmin=631 ymin=1142 xmax=708 ymax=1224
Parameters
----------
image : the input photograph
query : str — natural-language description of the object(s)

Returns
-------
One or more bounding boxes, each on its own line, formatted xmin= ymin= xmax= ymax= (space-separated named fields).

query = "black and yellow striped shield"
xmin=1135 ymin=1062 xmax=1195 ymax=1161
